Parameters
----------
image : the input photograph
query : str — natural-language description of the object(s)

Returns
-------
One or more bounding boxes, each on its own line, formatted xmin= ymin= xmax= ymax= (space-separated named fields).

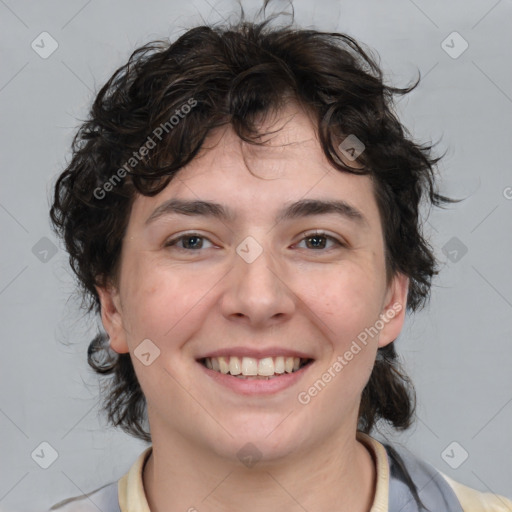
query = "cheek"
xmin=299 ymin=274 xmax=380 ymax=416
xmin=300 ymin=266 xmax=384 ymax=347
xmin=119 ymin=256 xmax=210 ymax=344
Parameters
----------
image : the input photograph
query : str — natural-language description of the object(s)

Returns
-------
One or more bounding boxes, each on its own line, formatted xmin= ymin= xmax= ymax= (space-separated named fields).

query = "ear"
xmin=95 ymin=283 xmax=130 ymax=354
xmin=377 ymin=272 xmax=409 ymax=348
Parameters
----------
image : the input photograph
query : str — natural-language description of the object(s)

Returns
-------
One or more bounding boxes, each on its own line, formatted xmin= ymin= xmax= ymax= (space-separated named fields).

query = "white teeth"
xmin=218 ymin=356 xmax=229 ymax=374
xmin=258 ymin=357 xmax=274 ymax=376
xmin=241 ymin=357 xmax=258 ymax=376
xmin=274 ymin=356 xmax=285 ymax=374
xmin=203 ymin=355 xmax=310 ymax=376
xmin=229 ymin=356 xmax=241 ymax=375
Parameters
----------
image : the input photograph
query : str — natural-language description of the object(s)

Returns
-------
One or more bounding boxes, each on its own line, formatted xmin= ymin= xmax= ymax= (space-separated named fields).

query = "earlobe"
xmin=95 ymin=284 xmax=130 ymax=354
xmin=377 ymin=273 xmax=409 ymax=348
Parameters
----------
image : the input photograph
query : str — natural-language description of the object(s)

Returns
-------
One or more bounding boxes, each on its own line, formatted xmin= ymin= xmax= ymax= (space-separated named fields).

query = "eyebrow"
xmin=145 ymin=198 xmax=368 ymax=228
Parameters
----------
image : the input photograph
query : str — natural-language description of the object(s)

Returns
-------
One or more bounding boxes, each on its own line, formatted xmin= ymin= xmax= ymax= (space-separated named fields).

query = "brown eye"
xmin=305 ymin=234 xmax=329 ymax=249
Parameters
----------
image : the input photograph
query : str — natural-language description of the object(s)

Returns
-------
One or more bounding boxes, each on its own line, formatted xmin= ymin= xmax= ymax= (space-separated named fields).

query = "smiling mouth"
xmin=198 ymin=356 xmax=313 ymax=379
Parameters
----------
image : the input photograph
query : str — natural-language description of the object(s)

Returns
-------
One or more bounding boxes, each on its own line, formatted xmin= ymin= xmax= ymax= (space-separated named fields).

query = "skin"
xmin=97 ymin=101 xmax=409 ymax=512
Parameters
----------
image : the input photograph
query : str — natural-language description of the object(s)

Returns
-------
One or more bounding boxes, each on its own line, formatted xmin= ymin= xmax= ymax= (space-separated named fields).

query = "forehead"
xmin=193 ymin=102 xmax=363 ymax=176
xmin=129 ymin=102 xmax=381 ymax=229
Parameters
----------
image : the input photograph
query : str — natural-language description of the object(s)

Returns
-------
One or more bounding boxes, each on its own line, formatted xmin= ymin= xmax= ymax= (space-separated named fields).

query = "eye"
xmin=164 ymin=233 xmax=214 ymax=251
xmin=296 ymin=231 xmax=345 ymax=251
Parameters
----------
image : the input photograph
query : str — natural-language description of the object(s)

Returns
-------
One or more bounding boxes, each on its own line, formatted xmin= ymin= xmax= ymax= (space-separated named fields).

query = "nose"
xmin=219 ymin=238 xmax=296 ymax=328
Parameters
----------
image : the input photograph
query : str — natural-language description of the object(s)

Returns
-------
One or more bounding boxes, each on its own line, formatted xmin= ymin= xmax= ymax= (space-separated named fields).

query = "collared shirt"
xmin=49 ymin=432 xmax=512 ymax=511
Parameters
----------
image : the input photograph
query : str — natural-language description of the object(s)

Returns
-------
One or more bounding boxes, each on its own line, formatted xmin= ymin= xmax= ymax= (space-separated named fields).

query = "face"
xmin=97 ymin=102 xmax=408 ymax=464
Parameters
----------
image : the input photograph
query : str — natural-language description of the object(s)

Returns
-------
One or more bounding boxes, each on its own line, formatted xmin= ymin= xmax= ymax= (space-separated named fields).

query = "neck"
xmin=142 ymin=429 xmax=376 ymax=512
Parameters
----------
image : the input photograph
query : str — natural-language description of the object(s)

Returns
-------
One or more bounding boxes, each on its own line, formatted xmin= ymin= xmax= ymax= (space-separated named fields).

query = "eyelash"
xmin=163 ymin=231 xmax=346 ymax=252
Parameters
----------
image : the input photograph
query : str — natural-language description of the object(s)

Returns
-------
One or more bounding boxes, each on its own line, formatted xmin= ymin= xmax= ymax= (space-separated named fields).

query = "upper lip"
xmin=196 ymin=346 xmax=315 ymax=360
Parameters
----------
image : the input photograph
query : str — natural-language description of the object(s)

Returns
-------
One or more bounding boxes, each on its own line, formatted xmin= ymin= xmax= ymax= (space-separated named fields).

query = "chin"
xmin=213 ymin=416 xmax=311 ymax=464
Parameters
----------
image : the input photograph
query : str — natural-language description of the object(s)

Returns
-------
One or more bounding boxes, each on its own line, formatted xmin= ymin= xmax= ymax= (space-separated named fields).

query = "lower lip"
xmin=197 ymin=360 xmax=314 ymax=395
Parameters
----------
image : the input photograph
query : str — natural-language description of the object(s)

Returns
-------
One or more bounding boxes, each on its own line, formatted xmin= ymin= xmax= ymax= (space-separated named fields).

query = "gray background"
xmin=1 ymin=0 xmax=511 ymax=510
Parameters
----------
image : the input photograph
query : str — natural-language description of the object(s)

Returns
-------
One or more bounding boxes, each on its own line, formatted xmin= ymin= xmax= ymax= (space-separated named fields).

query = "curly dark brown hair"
xmin=50 ymin=6 xmax=454 ymax=453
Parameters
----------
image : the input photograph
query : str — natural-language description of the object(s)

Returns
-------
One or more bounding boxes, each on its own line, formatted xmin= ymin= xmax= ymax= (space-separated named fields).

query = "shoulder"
xmin=48 ymin=446 xmax=152 ymax=512
xmin=47 ymin=481 xmax=120 ymax=512
xmin=440 ymin=473 xmax=512 ymax=512
xmin=383 ymin=438 xmax=512 ymax=512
